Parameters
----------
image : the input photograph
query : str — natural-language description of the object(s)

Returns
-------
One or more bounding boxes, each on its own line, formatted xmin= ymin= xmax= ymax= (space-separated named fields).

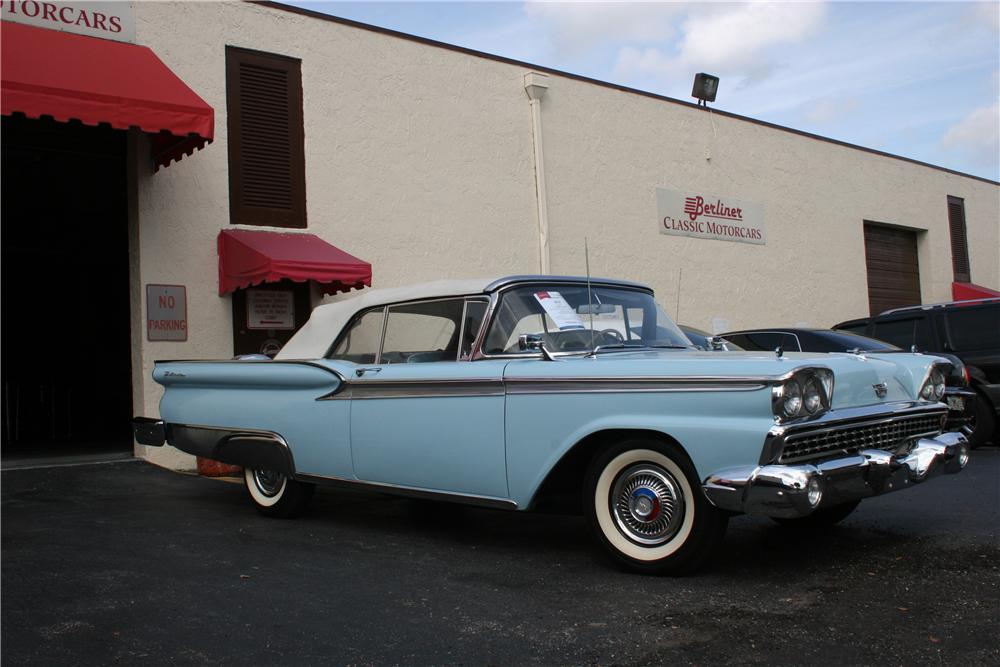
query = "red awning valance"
xmin=218 ymin=229 xmax=372 ymax=296
xmin=952 ymin=282 xmax=1000 ymax=301
xmin=1 ymin=22 xmax=214 ymax=168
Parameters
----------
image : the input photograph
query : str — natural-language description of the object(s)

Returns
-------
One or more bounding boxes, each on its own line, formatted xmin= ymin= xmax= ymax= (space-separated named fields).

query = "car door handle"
xmin=356 ymin=367 xmax=382 ymax=377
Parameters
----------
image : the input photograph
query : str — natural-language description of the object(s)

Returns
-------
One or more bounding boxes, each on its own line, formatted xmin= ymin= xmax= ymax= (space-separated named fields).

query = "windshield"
xmin=482 ymin=285 xmax=692 ymax=355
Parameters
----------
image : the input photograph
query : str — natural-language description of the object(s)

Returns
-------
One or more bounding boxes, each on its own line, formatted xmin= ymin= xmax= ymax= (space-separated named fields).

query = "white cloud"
xmin=674 ymin=2 xmax=826 ymax=74
xmin=523 ymin=1 xmax=682 ymax=56
xmin=611 ymin=2 xmax=827 ymax=90
xmin=940 ymin=101 xmax=1000 ymax=170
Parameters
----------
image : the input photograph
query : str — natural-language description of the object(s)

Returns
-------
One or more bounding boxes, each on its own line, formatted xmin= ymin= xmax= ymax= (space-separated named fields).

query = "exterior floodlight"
xmin=692 ymin=73 xmax=719 ymax=107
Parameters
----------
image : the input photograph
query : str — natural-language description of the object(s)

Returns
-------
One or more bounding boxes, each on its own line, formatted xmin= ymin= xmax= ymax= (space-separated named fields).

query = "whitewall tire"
xmin=243 ymin=468 xmax=315 ymax=518
xmin=585 ymin=439 xmax=728 ymax=575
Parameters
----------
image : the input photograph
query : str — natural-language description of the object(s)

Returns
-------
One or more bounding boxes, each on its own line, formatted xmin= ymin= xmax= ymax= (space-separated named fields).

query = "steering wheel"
xmin=599 ymin=329 xmax=625 ymax=344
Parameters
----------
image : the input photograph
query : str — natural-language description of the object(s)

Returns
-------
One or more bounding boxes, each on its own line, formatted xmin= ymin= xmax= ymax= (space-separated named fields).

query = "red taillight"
xmin=962 ymin=366 xmax=970 ymax=386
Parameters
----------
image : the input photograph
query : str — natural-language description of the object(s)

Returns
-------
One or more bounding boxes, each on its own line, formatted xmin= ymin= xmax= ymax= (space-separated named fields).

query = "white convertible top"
xmin=275 ymin=278 xmax=492 ymax=359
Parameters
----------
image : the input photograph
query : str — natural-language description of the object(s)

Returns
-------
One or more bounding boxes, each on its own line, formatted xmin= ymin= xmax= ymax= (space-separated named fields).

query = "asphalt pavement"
xmin=2 ymin=449 xmax=998 ymax=666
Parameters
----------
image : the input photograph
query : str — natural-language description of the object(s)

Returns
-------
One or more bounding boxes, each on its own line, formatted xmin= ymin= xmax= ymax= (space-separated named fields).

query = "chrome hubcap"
xmin=252 ymin=469 xmax=284 ymax=497
xmin=611 ymin=464 xmax=685 ymax=546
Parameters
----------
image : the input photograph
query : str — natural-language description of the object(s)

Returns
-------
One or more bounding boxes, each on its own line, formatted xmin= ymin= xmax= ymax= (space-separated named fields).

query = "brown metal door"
xmin=863 ymin=223 xmax=921 ymax=316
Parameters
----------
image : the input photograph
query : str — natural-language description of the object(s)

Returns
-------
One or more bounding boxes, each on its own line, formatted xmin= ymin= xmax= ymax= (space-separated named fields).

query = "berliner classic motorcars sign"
xmin=657 ymin=188 xmax=766 ymax=245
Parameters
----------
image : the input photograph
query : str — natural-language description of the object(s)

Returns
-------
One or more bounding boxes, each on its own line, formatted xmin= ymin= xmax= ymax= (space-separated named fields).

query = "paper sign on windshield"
xmin=534 ymin=291 xmax=585 ymax=330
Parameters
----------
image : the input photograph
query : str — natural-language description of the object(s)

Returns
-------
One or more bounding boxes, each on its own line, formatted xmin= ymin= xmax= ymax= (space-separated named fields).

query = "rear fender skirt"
xmin=167 ymin=424 xmax=296 ymax=476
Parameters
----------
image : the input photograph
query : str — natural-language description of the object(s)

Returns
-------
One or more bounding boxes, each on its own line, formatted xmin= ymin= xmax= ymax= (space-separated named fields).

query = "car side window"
xmin=382 ymin=299 xmax=465 ymax=363
xmin=872 ymin=317 xmax=934 ymax=351
xmin=328 ymin=308 xmax=384 ymax=363
xmin=944 ymin=305 xmax=1000 ymax=351
xmin=727 ymin=332 xmax=798 ymax=351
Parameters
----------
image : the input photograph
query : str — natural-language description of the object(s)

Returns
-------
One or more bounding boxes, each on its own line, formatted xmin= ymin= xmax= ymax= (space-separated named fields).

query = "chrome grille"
xmin=779 ymin=414 xmax=943 ymax=463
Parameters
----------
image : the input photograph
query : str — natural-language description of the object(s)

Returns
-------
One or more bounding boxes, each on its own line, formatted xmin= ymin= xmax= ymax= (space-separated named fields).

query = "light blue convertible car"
xmin=134 ymin=276 xmax=969 ymax=574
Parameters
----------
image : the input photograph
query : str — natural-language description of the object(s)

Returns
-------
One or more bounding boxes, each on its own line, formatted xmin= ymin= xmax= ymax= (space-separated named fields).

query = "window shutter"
xmin=226 ymin=46 xmax=306 ymax=228
xmin=947 ymin=196 xmax=971 ymax=283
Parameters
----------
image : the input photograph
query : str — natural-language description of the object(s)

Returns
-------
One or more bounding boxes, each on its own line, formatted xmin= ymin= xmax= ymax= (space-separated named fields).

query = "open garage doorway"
xmin=1 ymin=115 xmax=133 ymax=465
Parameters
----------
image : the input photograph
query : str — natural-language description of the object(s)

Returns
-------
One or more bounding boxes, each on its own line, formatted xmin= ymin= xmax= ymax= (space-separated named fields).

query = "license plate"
xmin=947 ymin=396 xmax=965 ymax=411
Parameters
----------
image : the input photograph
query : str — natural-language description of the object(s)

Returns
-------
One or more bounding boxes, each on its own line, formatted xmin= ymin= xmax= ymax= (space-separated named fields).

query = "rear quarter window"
xmin=944 ymin=305 xmax=1000 ymax=351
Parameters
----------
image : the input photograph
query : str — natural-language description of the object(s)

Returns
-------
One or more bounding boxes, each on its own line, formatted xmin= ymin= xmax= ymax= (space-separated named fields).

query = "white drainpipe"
xmin=524 ymin=72 xmax=550 ymax=274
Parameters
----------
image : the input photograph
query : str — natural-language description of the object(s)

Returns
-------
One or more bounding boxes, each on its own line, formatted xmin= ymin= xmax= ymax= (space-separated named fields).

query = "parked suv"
xmin=834 ymin=298 xmax=1000 ymax=447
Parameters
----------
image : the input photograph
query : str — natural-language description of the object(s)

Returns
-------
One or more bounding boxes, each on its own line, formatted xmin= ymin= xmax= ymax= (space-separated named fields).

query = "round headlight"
xmin=920 ymin=381 xmax=935 ymax=400
xmin=782 ymin=381 xmax=803 ymax=418
xmin=803 ymin=377 xmax=824 ymax=414
xmin=932 ymin=369 xmax=946 ymax=400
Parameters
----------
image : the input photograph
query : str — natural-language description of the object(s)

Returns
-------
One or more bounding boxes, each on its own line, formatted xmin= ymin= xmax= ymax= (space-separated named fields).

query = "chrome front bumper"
xmin=702 ymin=431 xmax=970 ymax=518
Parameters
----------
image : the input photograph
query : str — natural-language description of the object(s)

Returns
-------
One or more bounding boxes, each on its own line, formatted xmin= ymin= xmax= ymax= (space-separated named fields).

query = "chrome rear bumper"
xmin=702 ymin=431 xmax=970 ymax=518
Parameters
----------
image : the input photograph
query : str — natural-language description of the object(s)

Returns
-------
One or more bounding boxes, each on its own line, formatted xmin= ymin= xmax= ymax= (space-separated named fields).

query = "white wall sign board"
xmin=657 ymin=188 xmax=766 ymax=245
xmin=247 ymin=290 xmax=295 ymax=330
xmin=147 ymin=284 xmax=187 ymax=341
xmin=1 ymin=2 xmax=136 ymax=43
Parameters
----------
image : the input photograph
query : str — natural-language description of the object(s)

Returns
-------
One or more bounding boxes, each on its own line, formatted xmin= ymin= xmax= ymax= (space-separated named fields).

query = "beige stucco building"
xmin=2 ymin=1 xmax=997 ymax=469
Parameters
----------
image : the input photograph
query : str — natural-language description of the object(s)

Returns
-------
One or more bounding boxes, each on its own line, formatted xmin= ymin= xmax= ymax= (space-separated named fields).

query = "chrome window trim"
xmin=456 ymin=300 xmax=468 ymax=362
xmin=484 ymin=275 xmax=653 ymax=294
xmin=475 ymin=281 xmax=666 ymax=361
xmin=294 ymin=472 xmax=518 ymax=510
xmin=374 ymin=305 xmax=388 ymax=364
xmin=322 ymin=305 xmax=387 ymax=363
xmin=377 ymin=296 xmax=480 ymax=365
xmin=459 ymin=297 xmax=490 ymax=361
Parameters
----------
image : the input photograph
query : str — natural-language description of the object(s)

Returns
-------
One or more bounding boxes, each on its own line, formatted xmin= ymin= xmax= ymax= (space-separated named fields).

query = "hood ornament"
xmin=873 ymin=382 xmax=888 ymax=398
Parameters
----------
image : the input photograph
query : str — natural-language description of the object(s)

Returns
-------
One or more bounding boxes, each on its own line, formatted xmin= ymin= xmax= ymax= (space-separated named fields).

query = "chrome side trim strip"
xmin=347 ymin=379 xmax=505 ymax=400
xmin=154 ymin=359 xmax=346 ymax=382
xmin=505 ymin=376 xmax=767 ymax=394
xmin=294 ymin=473 xmax=519 ymax=510
xmin=319 ymin=375 xmax=771 ymax=399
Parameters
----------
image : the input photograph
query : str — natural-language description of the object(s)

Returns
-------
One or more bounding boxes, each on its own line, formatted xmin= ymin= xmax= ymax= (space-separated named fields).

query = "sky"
xmin=285 ymin=1 xmax=1000 ymax=182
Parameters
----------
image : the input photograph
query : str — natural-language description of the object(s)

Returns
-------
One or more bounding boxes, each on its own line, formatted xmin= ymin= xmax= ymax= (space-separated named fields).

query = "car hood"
xmin=501 ymin=349 xmax=941 ymax=409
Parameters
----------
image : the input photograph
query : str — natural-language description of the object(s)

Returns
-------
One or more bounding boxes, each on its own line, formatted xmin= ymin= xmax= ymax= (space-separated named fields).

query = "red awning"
xmin=952 ymin=282 xmax=1000 ymax=301
xmin=1 ymin=22 xmax=214 ymax=169
xmin=218 ymin=229 xmax=372 ymax=296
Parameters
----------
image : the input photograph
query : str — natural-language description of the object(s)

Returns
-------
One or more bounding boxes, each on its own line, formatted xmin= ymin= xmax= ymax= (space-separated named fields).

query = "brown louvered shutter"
xmin=946 ymin=196 xmax=971 ymax=283
xmin=226 ymin=46 xmax=306 ymax=228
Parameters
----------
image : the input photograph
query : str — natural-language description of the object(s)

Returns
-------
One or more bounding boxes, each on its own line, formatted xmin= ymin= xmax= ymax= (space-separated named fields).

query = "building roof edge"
xmin=255 ymin=1 xmax=999 ymax=187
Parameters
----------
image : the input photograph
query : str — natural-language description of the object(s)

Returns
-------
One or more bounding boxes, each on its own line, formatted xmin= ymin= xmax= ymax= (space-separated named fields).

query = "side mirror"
xmin=518 ymin=333 xmax=556 ymax=361
xmin=709 ymin=336 xmax=726 ymax=351
xmin=518 ymin=333 xmax=543 ymax=351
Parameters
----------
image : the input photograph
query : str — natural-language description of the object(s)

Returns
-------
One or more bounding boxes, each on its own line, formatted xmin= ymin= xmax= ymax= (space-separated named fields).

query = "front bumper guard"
xmin=702 ymin=432 xmax=970 ymax=518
